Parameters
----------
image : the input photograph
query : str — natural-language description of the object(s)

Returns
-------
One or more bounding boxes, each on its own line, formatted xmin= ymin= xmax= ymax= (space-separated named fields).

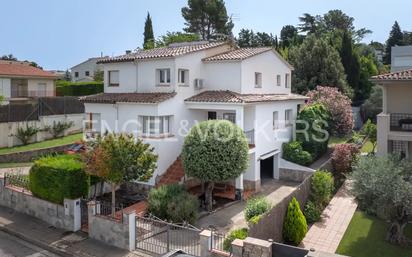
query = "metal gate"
xmin=80 ymin=199 xmax=89 ymax=232
xmin=136 ymin=215 xmax=201 ymax=256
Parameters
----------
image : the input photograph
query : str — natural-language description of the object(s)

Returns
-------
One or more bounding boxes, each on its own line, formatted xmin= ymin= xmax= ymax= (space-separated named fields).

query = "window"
xmin=255 ymin=72 xmax=262 ymax=88
xmin=285 ymin=109 xmax=293 ymax=126
xmin=285 ymin=73 xmax=290 ymax=88
xmin=276 ymin=75 xmax=281 ymax=87
xmin=273 ymin=111 xmax=279 ymax=129
xmin=178 ymin=69 xmax=189 ymax=85
xmin=223 ymin=113 xmax=236 ymax=123
xmin=208 ymin=112 xmax=217 ymax=120
xmin=141 ymin=116 xmax=172 ymax=136
xmin=157 ymin=69 xmax=171 ymax=85
xmin=108 ymin=70 xmax=119 ymax=87
xmin=74 ymin=72 xmax=79 ymax=78
xmin=85 ymin=71 xmax=90 ymax=76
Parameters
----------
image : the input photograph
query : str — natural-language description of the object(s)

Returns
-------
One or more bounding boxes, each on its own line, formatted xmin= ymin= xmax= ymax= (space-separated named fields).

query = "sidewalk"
xmin=0 ymin=206 xmax=150 ymax=257
xmin=301 ymin=181 xmax=357 ymax=253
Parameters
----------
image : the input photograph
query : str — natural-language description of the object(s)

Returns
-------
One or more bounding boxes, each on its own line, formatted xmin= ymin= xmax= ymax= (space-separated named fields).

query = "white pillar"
xmin=200 ymin=230 xmax=212 ymax=257
xmin=128 ymin=211 xmax=136 ymax=251
xmin=382 ymin=86 xmax=388 ymax=114
xmin=377 ymin=113 xmax=390 ymax=156
xmin=235 ymin=107 xmax=244 ymax=130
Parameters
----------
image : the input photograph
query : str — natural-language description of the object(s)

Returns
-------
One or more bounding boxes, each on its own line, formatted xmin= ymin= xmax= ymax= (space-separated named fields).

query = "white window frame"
xmin=141 ymin=115 xmax=172 ymax=137
xmin=276 ymin=75 xmax=281 ymax=87
xmin=285 ymin=73 xmax=290 ymax=88
xmin=254 ymin=72 xmax=262 ymax=88
xmin=223 ymin=113 xmax=236 ymax=123
xmin=273 ymin=111 xmax=279 ymax=129
xmin=178 ymin=69 xmax=189 ymax=86
xmin=157 ymin=69 xmax=171 ymax=86
xmin=108 ymin=70 xmax=119 ymax=87
xmin=285 ymin=109 xmax=293 ymax=126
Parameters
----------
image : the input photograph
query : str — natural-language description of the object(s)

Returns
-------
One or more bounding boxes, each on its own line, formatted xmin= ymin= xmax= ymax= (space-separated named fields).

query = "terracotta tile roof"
xmin=0 ymin=62 xmax=57 ymax=79
xmin=185 ymin=90 xmax=307 ymax=104
xmin=98 ymin=41 xmax=227 ymax=63
xmin=80 ymin=92 xmax=176 ymax=104
xmin=202 ymin=47 xmax=272 ymax=61
xmin=371 ymin=69 xmax=412 ymax=81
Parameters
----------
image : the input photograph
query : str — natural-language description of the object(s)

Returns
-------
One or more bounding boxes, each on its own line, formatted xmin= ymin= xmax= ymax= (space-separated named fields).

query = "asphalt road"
xmin=0 ymin=230 xmax=61 ymax=257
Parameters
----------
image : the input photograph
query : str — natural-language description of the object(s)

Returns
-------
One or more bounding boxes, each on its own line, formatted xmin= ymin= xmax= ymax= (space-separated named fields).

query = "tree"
xmin=280 ymin=25 xmax=298 ymax=48
xmin=63 ymin=69 xmax=71 ymax=81
xmin=360 ymin=86 xmax=382 ymax=123
xmin=93 ymin=69 xmax=104 ymax=82
xmin=237 ymin=29 xmax=275 ymax=47
xmin=288 ymin=35 xmax=351 ymax=97
xmin=0 ymin=95 xmax=4 ymax=104
xmin=181 ymin=0 xmax=232 ymax=40
xmin=283 ymin=197 xmax=307 ymax=245
xmin=84 ymin=133 xmax=158 ymax=215
xmin=351 ymin=155 xmax=412 ymax=245
xmin=384 ymin=21 xmax=404 ymax=64
xmin=155 ymin=31 xmax=200 ymax=47
xmin=361 ymin=119 xmax=377 ymax=154
xmin=182 ymin=120 xmax=249 ymax=211
xmin=0 ymin=54 xmax=17 ymax=61
xmin=143 ymin=12 xmax=155 ymax=49
xmin=298 ymin=13 xmax=321 ymax=34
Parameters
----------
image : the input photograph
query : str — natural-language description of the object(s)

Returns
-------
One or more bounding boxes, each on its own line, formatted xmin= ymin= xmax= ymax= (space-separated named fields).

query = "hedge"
xmin=29 ymin=155 xmax=89 ymax=204
xmin=282 ymin=141 xmax=313 ymax=166
xmin=56 ymin=81 xmax=103 ymax=96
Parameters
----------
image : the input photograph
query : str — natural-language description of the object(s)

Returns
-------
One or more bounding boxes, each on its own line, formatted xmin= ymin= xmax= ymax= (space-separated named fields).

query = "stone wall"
xmin=0 ymin=143 xmax=72 ymax=163
xmin=279 ymin=168 xmax=311 ymax=183
xmin=0 ymin=178 xmax=80 ymax=231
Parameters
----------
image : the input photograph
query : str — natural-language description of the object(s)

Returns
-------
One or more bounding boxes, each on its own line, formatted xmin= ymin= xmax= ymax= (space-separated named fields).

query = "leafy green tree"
xmin=143 ymin=12 xmax=155 ymax=49
xmin=310 ymin=170 xmax=334 ymax=207
xmin=181 ymin=0 xmax=232 ymax=40
xmin=351 ymin=155 xmax=412 ymax=245
xmin=0 ymin=54 xmax=17 ymax=61
xmin=403 ymin=31 xmax=412 ymax=45
xmin=288 ymin=35 xmax=351 ymax=96
xmin=63 ymin=69 xmax=71 ymax=81
xmin=283 ymin=197 xmax=307 ymax=245
xmin=384 ymin=21 xmax=404 ymax=64
xmin=93 ymin=70 xmax=104 ymax=82
xmin=84 ymin=133 xmax=158 ymax=215
xmin=280 ymin=25 xmax=299 ymax=48
xmin=155 ymin=31 xmax=200 ymax=47
xmin=237 ymin=29 xmax=275 ymax=47
xmin=360 ymin=86 xmax=382 ymax=123
xmin=298 ymin=13 xmax=321 ymax=34
xmin=237 ymin=29 xmax=255 ymax=47
xmin=182 ymin=120 xmax=249 ymax=211
xmin=361 ymin=119 xmax=377 ymax=154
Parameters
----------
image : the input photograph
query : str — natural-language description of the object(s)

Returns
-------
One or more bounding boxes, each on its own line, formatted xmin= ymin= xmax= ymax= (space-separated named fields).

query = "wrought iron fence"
xmin=95 ymin=201 xmax=124 ymax=222
xmin=209 ymin=227 xmax=230 ymax=254
xmin=135 ymin=215 xmax=201 ymax=256
xmin=4 ymin=173 xmax=30 ymax=192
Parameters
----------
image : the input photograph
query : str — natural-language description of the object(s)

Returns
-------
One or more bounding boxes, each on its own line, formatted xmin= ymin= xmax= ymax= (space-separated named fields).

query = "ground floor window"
xmin=140 ymin=115 xmax=172 ymax=136
xmin=223 ymin=113 xmax=236 ymax=123
xmin=391 ymin=140 xmax=409 ymax=159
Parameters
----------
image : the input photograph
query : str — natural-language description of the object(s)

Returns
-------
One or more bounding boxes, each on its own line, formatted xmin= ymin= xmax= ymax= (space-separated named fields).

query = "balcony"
xmin=390 ymin=113 xmax=412 ymax=132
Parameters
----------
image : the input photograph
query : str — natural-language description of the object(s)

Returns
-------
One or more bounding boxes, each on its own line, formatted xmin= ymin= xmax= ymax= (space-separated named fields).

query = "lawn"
xmin=0 ymin=133 xmax=83 ymax=155
xmin=361 ymin=140 xmax=375 ymax=153
xmin=328 ymin=136 xmax=350 ymax=147
xmin=336 ymin=211 xmax=412 ymax=257
xmin=0 ymin=162 xmax=33 ymax=168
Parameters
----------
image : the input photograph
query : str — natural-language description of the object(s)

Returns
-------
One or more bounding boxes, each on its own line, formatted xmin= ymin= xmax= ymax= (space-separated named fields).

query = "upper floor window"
xmin=157 ymin=69 xmax=171 ymax=86
xmin=276 ymin=75 xmax=281 ymax=87
xmin=285 ymin=73 xmax=290 ymax=88
xmin=141 ymin=115 xmax=172 ymax=137
xmin=223 ymin=113 xmax=236 ymax=123
xmin=178 ymin=69 xmax=189 ymax=86
xmin=273 ymin=111 xmax=279 ymax=129
xmin=285 ymin=109 xmax=293 ymax=126
xmin=255 ymin=72 xmax=262 ymax=88
xmin=85 ymin=71 xmax=90 ymax=76
xmin=108 ymin=70 xmax=119 ymax=87
xmin=74 ymin=72 xmax=79 ymax=78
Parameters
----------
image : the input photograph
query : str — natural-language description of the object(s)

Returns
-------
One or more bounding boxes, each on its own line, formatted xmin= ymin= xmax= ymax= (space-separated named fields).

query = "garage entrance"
xmin=260 ymin=152 xmax=279 ymax=180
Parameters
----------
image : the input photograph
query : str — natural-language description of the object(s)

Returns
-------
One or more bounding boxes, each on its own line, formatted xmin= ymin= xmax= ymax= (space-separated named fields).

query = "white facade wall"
xmin=71 ymin=59 xmax=103 ymax=82
xmin=104 ymin=62 xmax=138 ymax=93
xmin=0 ymin=78 xmax=11 ymax=99
xmin=27 ymin=78 xmax=55 ymax=96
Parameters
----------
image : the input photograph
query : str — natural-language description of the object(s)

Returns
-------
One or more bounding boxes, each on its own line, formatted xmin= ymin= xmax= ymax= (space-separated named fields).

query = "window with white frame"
xmin=157 ymin=69 xmax=171 ymax=85
xmin=223 ymin=113 xmax=236 ymax=123
xmin=254 ymin=72 xmax=262 ymax=88
xmin=276 ymin=75 xmax=281 ymax=87
xmin=178 ymin=69 xmax=189 ymax=85
xmin=285 ymin=109 xmax=293 ymax=126
xmin=273 ymin=111 xmax=279 ymax=129
xmin=141 ymin=116 xmax=172 ymax=136
xmin=108 ymin=70 xmax=119 ymax=87
xmin=285 ymin=73 xmax=290 ymax=88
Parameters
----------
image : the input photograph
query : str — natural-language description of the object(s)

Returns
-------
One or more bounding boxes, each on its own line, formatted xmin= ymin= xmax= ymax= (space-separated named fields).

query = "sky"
xmin=0 ymin=0 xmax=411 ymax=71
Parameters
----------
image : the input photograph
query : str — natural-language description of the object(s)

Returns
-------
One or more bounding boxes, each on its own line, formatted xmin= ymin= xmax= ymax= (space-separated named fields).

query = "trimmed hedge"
xmin=56 ymin=81 xmax=103 ymax=96
xmin=29 ymin=155 xmax=89 ymax=204
xmin=283 ymin=197 xmax=307 ymax=246
xmin=244 ymin=196 xmax=271 ymax=222
xmin=282 ymin=141 xmax=313 ymax=166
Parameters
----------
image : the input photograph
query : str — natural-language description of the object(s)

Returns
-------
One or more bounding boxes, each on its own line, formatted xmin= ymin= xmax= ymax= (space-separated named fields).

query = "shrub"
xmin=332 ymin=143 xmax=360 ymax=176
xmin=148 ymin=184 xmax=199 ymax=224
xmin=45 ymin=121 xmax=74 ymax=138
xmin=311 ymin=170 xmax=334 ymax=207
xmin=223 ymin=228 xmax=248 ymax=252
xmin=29 ymin=155 xmax=89 ymax=204
xmin=244 ymin=196 xmax=271 ymax=222
xmin=283 ymin=197 xmax=307 ymax=246
xmin=304 ymin=201 xmax=321 ymax=223
xmin=15 ymin=125 xmax=39 ymax=145
xmin=282 ymin=141 xmax=313 ymax=166
xmin=248 ymin=215 xmax=262 ymax=225
xmin=56 ymin=81 xmax=103 ymax=96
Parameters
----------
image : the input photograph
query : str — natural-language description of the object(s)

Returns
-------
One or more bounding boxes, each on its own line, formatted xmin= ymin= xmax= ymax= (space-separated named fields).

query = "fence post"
xmin=231 ymin=239 xmax=244 ymax=257
xmin=242 ymin=237 xmax=272 ymax=257
xmin=199 ymin=230 xmax=212 ymax=257
xmin=127 ymin=210 xmax=136 ymax=251
xmin=167 ymin=224 xmax=170 ymax=252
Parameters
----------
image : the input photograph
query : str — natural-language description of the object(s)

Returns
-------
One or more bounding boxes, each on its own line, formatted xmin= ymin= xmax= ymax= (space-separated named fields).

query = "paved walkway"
xmin=301 ymin=181 xmax=357 ymax=253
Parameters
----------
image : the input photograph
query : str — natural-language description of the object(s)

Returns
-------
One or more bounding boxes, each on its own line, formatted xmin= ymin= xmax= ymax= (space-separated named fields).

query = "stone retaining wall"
xmin=0 ymin=143 xmax=72 ymax=163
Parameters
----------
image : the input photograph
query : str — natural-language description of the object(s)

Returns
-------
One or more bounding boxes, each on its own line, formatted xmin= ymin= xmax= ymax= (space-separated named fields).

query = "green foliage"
xmin=311 ymin=170 xmax=334 ymax=207
xmin=244 ymin=196 xmax=271 ymax=222
xmin=147 ymin=184 xmax=199 ymax=224
xmin=56 ymin=81 xmax=103 ymax=96
xmin=361 ymin=120 xmax=377 ymax=153
xmin=384 ymin=21 xmax=404 ymax=64
xmin=223 ymin=228 xmax=248 ymax=252
xmin=332 ymin=143 xmax=360 ymax=175
xmin=0 ymin=95 xmax=4 ymax=104
xmin=15 ymin=125 xmax=39 ymax=145
xmin=143 ymin=12 xmax=155 ymax=49
xmin=29 ymin=155 xmax=89 ymax=204
xmin=155 ymin=32 xmax=200 ymax=47
xmin=93 ymin=70 xmax=104 ymax=82
xmin=361 ymin=86 xmax=382 ymax=123
xmin=280 ymin=25 xmax=301 ymax=48
xmin=283 ymin=197 xmax=308 ymax=246
xmin=248 ymin=215 xmax=262 ymax=225
xmin=45 ymin=121 xmax=74 ymax=138
xmin=282 ymin=141 xmax=313 ymax=166
xmin=237 ymin=29 xmax=276 ymax=48
xmin=304 ymin=200 xmax=322 ymax=223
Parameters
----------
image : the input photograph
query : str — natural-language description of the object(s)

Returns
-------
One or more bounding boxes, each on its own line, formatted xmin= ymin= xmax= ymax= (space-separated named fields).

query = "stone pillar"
xmin=199 ymin=230 xmax=211 ymax=257
xmin=377 ymin=113 xmax=390 ymax=156
xmin=127 ymin=211 xmax=136 ymax=251
xmin=242 ymin=237 xmax=272 ymax=257
xmin=64 ymin=198 xmax=81 ymax=232
xmin=235 ymin=174 xmax=244 ymax=200
xmin=231 ymin=239 xmax=244 ymax=257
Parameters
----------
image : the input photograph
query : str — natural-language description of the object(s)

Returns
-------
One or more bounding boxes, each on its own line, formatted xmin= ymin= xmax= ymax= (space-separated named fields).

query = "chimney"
xmin=125 ymin=50 xmax=132 ymax=54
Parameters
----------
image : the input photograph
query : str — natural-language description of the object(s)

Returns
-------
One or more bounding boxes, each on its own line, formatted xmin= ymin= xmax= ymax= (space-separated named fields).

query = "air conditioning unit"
xmin=194 ymin=79 xmax=204 ymax=90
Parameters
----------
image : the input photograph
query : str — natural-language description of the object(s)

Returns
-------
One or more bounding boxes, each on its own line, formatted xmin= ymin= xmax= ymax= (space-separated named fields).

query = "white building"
xmin=70 ymin=57 xmax=106 ymax=82
xmin=372 ymin=69 xmax=412 ymax=159
xmin=80 ymin=41 xmax=307 ymax=194
xmin=391 ymin=45 xmax=412 ymax=72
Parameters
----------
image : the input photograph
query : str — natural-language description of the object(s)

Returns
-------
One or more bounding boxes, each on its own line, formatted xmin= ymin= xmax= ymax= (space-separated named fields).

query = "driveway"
xmin=196 ymin=179 xmax=299 ymax=233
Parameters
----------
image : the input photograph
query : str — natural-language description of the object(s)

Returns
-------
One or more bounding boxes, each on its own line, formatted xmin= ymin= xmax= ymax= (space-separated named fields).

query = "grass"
xmin=0 ymin=133 xmax=82 ymax=155
xmin=0 ymin=162 xmax=33 ymax=168
xmin=328 ymin=136 xmax=350 ymax=147
xmin=336 ymin=211 xmax=412 ymax=257
xmin=361 ymin=140 xmax=375 ymax=153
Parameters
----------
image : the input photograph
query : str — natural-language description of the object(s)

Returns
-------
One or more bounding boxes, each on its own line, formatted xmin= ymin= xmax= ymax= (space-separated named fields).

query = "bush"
xmin=311 ymin=170 xmax=334 ymax=207
xmin=332 ymin=143 xmax=360 ymax=176
xmin=45 ymin=121 xmax=74 ymax=138
xmin=15 ymin=125 xmax=39 ymax=145
xmin=223 ymin=228 xmax=248 ymax=252
xmin=56 ymin=81 xmax=103 ymax=96
xmin=148 ymin=184 xmax=199 ymax=224
xmin=304 ymin=201 xmax=321 ymax=223
xmin=29 ymin=155 xmax=89 ymax=204
xmin=283 ymin=197 xmax=307 ymax=246
xmin=282 ymin=141 xmax=313 ymax=166
xmin=244 ymin=196 xmax=271 ymax=222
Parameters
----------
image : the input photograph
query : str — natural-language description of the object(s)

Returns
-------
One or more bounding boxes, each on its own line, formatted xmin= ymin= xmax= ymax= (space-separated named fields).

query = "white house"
xmin=391 ymin=46 xmax=412 ymax=72
xmin=372 ymin=69 xmax=412 ymax=159
xmin=80 ymin=41 xmax=307 ymax=194
xmin=70 ymin=57 xmax=106 ymax=82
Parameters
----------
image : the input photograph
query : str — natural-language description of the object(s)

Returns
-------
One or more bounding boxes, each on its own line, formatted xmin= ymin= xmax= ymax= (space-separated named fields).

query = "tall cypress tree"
xmin=340 ymin=31 xmax=361 ymax=105
xmin=384 ymin=21 xmax=404 ymax=64
xmin=143 ymin=12 xmax=155 ymax=49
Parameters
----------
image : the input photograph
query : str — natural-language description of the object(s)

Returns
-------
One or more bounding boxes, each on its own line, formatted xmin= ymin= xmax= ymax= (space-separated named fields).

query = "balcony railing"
xmin=244 ymin=129 xmax=255 ymax=145
xmin=390 ymin=113 xmax=412 ymax=131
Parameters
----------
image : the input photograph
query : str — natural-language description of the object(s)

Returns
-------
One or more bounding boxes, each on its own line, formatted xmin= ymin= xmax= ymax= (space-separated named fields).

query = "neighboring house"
xmin=372 ymin=69 xmax=412 ymax=159
xmin=80 ymin=41 xmax=307 ymax=193
xmin=0 ymin=61 xmax=57 ymax=104
xmin=391 ymin=45 xmax=412 ymax=72
xmin=70 ymin=57 xmax=107 ymax=82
